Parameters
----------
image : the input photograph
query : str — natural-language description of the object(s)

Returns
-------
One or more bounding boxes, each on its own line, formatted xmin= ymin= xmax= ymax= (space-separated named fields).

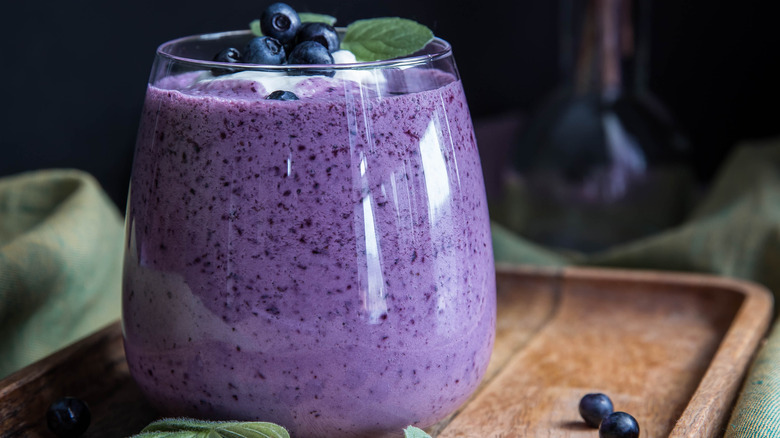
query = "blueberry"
xmin=46 ymin=397 xmax=91 ymax=438
xmin=599 ymin=412 xmax=640 ymax=438
xmin=266 ymin=90 xmax=299 ymax=101
xmin=579 ymin=393 xmax=614 ymax=428
xmin=260 ymin=2 xmax=301 ymax=44
xmin=243 ymin=37 xmax=286 ymax=65
xmin=287 ymin=41 xmax=335 ymax=76
xmin=211 ymin=47 xmax=242 ymax=76
xmin=296 ymin=22 xmax=340 ymax=53
xmin=287 ymin=41 xmax=334 ymax=65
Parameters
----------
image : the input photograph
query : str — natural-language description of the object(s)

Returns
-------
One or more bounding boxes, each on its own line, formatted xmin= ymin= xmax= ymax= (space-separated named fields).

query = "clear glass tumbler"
xmin=122 ymin=30 xmax=496 ymax=437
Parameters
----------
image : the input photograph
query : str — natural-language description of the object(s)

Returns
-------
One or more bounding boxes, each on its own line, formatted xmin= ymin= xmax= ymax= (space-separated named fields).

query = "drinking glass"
xmin=122 ymin=30 xmax=496 ymax=437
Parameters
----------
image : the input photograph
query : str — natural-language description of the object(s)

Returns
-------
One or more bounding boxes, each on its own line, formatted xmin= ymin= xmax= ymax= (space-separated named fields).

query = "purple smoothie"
xmin=123 ymin=63 xmax=495 ymax=437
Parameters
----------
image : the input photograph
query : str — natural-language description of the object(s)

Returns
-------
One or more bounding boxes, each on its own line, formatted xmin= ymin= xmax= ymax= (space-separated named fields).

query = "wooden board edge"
xmin=0 ymin=321 xmax=123 ymax=397
xmin=497 ymin=264 xmax=776 ymax=437
xmin=669 ymin=278 xmax=774 ymax=437
xmin=4 ymin=266 xmax=773 ymax=438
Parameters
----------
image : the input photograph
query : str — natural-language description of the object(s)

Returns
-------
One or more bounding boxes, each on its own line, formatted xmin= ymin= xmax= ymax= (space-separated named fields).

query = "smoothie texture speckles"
xmin=123 ymin=8 xmax=494 ymax=436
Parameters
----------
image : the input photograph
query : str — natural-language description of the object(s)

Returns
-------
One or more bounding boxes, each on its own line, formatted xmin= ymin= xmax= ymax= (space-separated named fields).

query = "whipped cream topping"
xmin=203 ymin=49 xmax=387 ymax=95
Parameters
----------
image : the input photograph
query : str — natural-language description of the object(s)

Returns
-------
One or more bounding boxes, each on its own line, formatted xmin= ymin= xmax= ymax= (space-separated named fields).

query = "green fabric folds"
xmin=0 ymin=169 xmax=123 ymax=378
xmin=726 ymin=320 xmax=780 ymax=437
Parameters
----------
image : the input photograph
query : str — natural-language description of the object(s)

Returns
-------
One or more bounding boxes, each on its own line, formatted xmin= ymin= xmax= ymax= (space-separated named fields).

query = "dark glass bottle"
xmin=502 ymin=0 xmax=693 ymax=252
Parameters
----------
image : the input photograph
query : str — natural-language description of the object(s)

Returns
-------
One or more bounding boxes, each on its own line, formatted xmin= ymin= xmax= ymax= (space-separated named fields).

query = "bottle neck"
xmin=560 ymin=0 xmax=647 ymax=101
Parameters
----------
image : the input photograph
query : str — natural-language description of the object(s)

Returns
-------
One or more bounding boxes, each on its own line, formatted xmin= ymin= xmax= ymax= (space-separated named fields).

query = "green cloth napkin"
xmin=726 ymin=321 xmax=780 ymax=437
xmin=0 ymin=169 xmax=123 ymax=378
xmin=492 ymin=137 xmax=780 ymax=436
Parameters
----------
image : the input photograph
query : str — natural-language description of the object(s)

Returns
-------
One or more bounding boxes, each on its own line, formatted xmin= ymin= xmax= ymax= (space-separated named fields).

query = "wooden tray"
xmin=0 ymin=266 xmax=773 ymax=437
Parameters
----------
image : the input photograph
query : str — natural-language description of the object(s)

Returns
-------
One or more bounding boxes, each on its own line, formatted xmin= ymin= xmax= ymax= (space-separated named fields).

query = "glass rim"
xmin=156 ymin=29 xmax=454 ymax=71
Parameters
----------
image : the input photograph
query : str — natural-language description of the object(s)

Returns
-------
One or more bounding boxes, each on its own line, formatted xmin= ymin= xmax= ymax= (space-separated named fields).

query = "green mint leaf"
xmin=250 ymin=14 xmax=336 ymax=37
xmin=249 ymin=19 xmax=263 ymax=36
xmin=340 ymin=17 xmax=434 ymax=62
xmin=128 ymin=433 xmax=197 ymax=438
xmin=140 ymin=418 xmax=214 ymax=432
xmin=128 ymin=432 xmax=210 ymax=438
xmin=130 ymin=418 xmax=290 ymax=438
xmin=214 ymin=422 xmax=289 ymax=438
xmin=298 ymin=13 xmax=337 ymax=26
xmin=404 ymin=426 xmax=433 ymax=438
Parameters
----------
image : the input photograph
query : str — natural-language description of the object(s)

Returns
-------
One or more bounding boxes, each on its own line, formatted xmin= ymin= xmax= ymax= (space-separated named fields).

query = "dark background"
xmin=1 ymin=0 xmax=778 ymax=210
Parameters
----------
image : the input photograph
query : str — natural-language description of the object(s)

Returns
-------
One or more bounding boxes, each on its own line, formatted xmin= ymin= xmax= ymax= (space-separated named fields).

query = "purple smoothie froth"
xmin=123 ymin=68 xmax=496 ymax=437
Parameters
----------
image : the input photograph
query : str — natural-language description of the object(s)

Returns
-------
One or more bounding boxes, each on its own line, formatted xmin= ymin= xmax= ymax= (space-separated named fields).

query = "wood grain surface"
xmin=0 ymin=266 xmax=772 ymax=438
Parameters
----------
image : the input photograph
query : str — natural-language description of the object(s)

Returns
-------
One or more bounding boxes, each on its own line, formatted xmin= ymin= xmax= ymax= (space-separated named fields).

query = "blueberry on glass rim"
xmin=266 ymin=90 xmax=299 ymax=101
xmin=261 ymin=2 xmax=301 ymax=44
xmin=243 ymin=36 xmax=286 ymax=65
xmin=599 ymin=411 xmax=640 ymax=438
xmin=287 ymin=41 xmax=335 ymax=76
xmin=296 ymin=22 xmax=340 ymax=53
xmin=579 ymin=393 xmax=614 ymax=428
xmin=211 ymin=47 xmax=242 ymax=76
xmin=210 ymin=2 xmax=435 ymax=77
xmin=46 ymin=397 xmax=91 ymax=438
xmin=288 ymin=41 xmax=334 ymax=65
